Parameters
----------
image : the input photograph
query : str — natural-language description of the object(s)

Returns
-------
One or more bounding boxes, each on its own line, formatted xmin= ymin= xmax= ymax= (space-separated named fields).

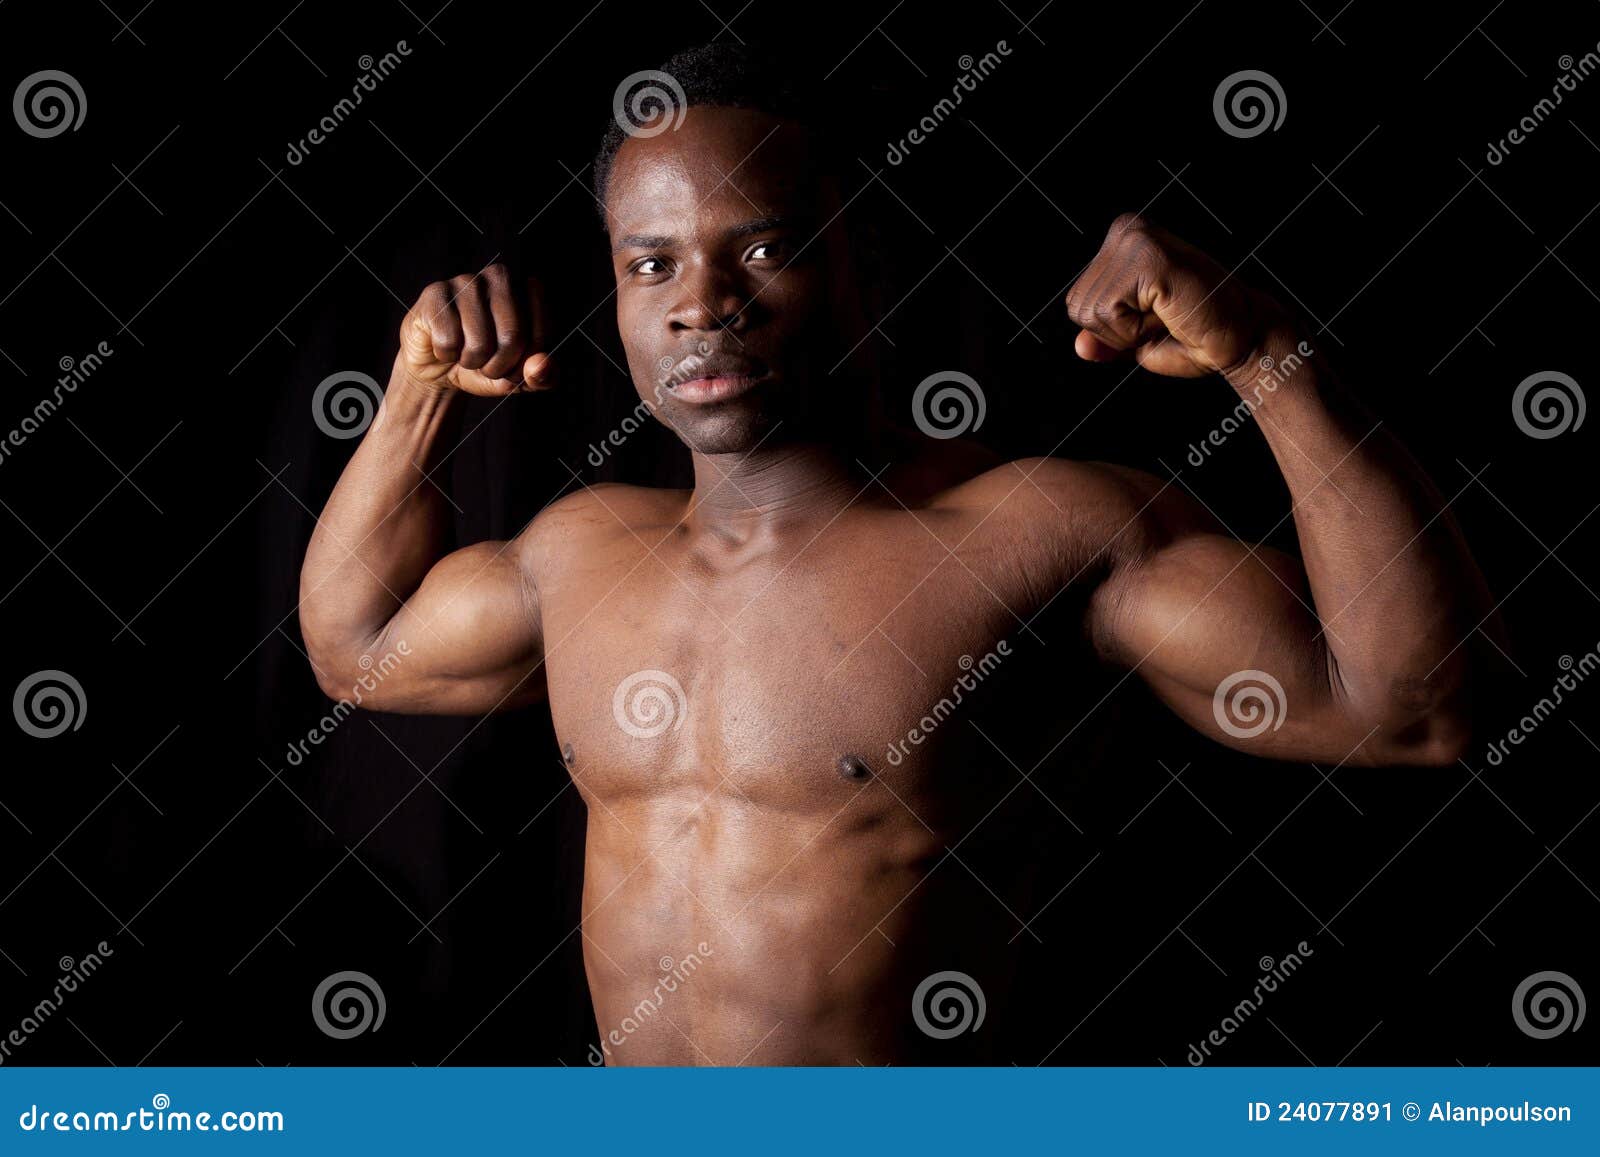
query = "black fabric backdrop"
xmin=0 ymin=0 xmax=1596 ymax=1065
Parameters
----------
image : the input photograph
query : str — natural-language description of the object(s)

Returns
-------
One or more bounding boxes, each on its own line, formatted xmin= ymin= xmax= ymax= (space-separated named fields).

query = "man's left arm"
xmin=1064 ymin=214 xmax=1497 ymax=766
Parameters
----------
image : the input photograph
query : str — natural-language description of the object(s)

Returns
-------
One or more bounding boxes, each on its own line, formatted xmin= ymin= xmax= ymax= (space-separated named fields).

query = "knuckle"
xmin=431 ymin=315 xmax=462 ymax=350
xmin=414 ymin=280 xmax=447 ymax=312
xmin=1091 ymin=292 xmax=1127 ymax=318
xmin=1110 ymin=211 xmax=1149 ymax=237
xmin=429 ymin=302 xmax=461 ymax=335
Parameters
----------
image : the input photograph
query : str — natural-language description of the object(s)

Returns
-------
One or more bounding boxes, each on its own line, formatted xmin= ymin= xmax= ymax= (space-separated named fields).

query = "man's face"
xmin=605 ymin=105 xmax=862 ymax=455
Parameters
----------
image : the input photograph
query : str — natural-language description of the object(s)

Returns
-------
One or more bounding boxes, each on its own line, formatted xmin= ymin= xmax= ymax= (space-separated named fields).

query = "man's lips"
xmin=670 ymin=372 xmax=769 ymax=403
xmin=664 ymin=352 xmax=771 ymax=404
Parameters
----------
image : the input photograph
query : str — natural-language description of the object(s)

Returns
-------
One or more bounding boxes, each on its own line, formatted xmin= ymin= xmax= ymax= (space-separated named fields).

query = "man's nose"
xmin=667 ymin=257 xmax=750 ymax=335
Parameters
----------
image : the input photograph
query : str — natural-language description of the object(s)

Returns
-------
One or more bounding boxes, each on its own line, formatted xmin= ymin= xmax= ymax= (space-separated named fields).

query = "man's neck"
xmin=686 ymin=441 xmax=864 ymax=542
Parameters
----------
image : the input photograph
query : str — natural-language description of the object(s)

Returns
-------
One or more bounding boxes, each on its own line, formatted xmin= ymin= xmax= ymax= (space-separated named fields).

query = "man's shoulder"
xmin=927 ymin=455 xmax=1223 ymax=591
xmin=933 ymin=456 xmax=1167 ymax=521
xmin=516 ymin=482 xmax=687 ymax=553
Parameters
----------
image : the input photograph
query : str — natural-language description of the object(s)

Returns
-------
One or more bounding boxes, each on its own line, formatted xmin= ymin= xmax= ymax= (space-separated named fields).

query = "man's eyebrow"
xmin=611 ymin=233 xmax=672 ymax=255
xmin=727 ymin=214 xmax=796 ymax=239
xmin=610 ymin=215 xmax=804 ymax=255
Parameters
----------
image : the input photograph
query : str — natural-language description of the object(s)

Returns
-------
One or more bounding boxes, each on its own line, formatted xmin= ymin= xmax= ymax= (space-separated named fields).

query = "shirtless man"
xmin=298 ymin=45 xmax=1491 ymax=1064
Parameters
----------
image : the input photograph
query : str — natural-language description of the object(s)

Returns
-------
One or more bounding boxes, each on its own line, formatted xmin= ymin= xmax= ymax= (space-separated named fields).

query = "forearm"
xmin=1231 ymin=325 xmax=1493 ymax=747
xmin=299 ymin=355 xmax=462 ymax=664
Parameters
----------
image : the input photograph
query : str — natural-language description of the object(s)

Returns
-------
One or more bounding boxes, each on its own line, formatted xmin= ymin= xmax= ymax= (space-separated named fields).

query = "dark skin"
xmin=299 ymin=106 xmax=1494 ymax=1064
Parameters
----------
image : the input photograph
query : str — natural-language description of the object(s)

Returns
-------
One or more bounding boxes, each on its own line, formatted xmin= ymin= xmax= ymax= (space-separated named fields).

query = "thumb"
xmin=521 ymin=351 xmax=556 ymax=391
xmin=1074 ymin=330 xmax=1127 ymax=362
xmin=1133 ymin=335 xmax=1213 ymax=379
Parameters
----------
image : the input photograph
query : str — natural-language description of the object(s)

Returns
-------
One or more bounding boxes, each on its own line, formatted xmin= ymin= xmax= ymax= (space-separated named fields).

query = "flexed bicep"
xmin=335 ymin=537 xmax=546 ymax=715
xmin=299 ymin=263 xmax=556 ymax=716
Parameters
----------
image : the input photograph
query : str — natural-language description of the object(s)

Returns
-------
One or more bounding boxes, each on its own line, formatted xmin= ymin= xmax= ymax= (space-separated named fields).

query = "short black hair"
xmin=591 ymin=42 xmax=850 ymax=228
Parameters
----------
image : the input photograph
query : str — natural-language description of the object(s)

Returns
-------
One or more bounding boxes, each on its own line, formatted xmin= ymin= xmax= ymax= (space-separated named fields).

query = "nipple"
xmin=837 ymin=754 xmax=871 ymax=781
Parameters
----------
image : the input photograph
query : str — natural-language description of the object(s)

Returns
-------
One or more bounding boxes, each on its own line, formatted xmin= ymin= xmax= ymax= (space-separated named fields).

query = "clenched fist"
xmin=1065 ymin=213 xmax=1289 ymax=380
xmin=397 ymin=263 xmax=554 ymax=396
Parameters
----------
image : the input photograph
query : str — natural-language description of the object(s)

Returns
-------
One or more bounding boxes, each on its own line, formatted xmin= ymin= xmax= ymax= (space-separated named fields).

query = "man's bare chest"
xmin=531 ymin=522 xmax=1097 ymax=816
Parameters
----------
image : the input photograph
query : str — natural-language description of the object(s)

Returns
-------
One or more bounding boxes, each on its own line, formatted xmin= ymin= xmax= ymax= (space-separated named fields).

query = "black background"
xmin=1 ymin=0 xmax=1597 ymax=1066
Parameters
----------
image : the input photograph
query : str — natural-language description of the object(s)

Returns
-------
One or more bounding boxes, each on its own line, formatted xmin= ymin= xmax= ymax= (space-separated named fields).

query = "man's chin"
xmin=660 ymin=403 xmax=786 ymax=455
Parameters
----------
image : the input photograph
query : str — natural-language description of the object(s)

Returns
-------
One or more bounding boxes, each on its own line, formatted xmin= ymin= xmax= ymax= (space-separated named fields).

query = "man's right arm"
xmin=298 ymin=264 xmax=556 ymax=715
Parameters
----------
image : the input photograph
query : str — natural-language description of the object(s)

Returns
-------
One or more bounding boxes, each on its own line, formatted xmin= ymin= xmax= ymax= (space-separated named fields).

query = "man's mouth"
xmin=665 ymin=352 xmax=770 ymax=404
xmin=672 ymin=372 xmax=770 ymax=403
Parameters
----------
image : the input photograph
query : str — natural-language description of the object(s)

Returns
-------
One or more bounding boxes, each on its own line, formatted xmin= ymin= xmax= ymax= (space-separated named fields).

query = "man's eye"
xmin=748 ymin=241 xmax=789 ymax=263
xmin=632 ymin=257 xmax=669 ymax=276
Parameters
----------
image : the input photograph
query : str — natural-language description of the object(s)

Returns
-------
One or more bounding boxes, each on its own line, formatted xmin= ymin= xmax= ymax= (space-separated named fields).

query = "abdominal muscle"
xmin=575 ymin=782 xmax=1019 ymax=1066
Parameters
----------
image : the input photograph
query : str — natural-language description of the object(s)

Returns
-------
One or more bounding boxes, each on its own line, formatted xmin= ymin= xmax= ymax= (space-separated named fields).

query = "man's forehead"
xmin=607 ymin=106 xmax=820 ymax=232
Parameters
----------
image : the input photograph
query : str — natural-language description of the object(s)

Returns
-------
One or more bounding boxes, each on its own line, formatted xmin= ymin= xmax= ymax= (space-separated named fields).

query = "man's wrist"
xmin=373 ymin=355 xmax=462 ymax=449
xmin=1219 ymin=321 xmax=1322 ymax=404
xmin=382 ymin=356 xmax=458 ymax=416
